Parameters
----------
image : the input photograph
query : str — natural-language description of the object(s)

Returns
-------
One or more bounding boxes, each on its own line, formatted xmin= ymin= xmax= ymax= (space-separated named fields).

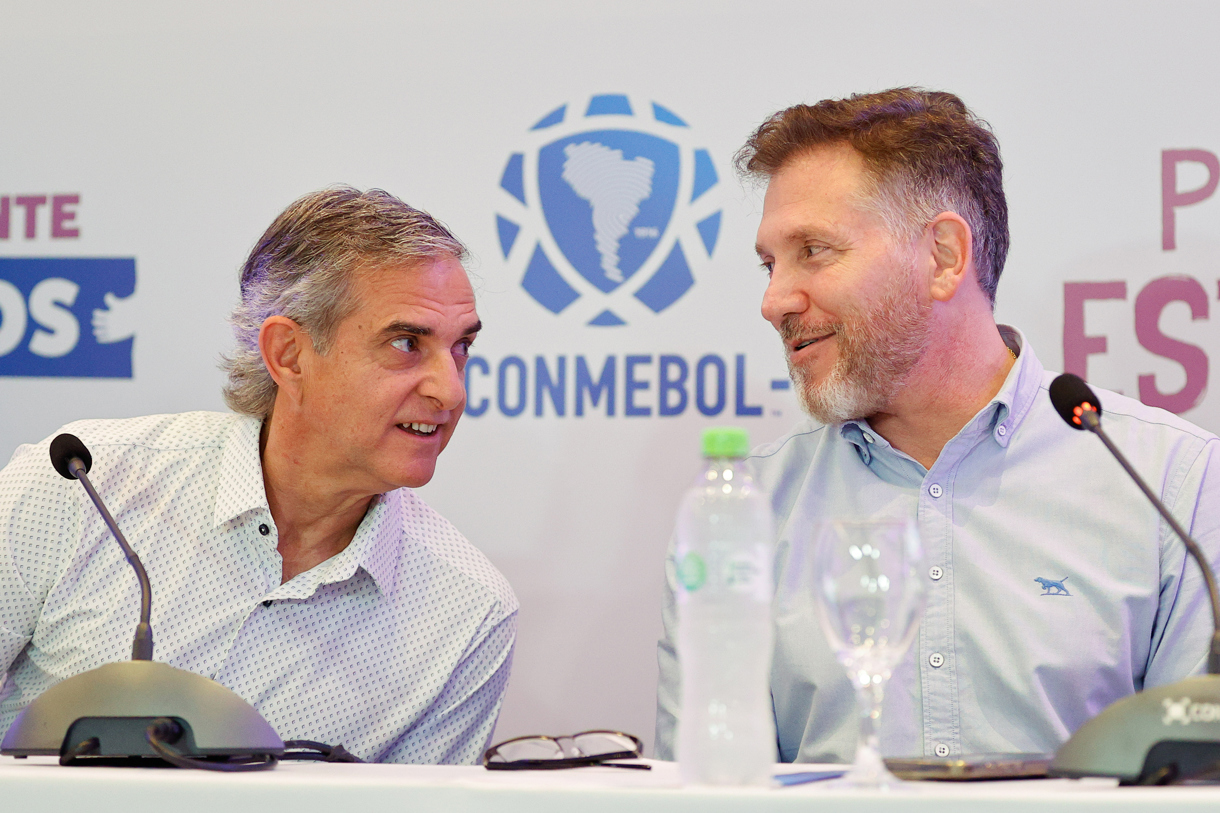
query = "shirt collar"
xmin=212 ymin=414 xmax=401 ymax=596
xmin=212 ymin=416 xmax=268 ymax=527
xmin=265 ymin=492 xmax=402 ymax=601
xmin=838 ymin=324 xmax=1046 ymax=461
xmin=345 ymin=492 xmax=402 ymax=595
xmin=839 ymin=421 xmax=882 ymax=465
xmin=986 ymin=324 xmax=1044 ymax=448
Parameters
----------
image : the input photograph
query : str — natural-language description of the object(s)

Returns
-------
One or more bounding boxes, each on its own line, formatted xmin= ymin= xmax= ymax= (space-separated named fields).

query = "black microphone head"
xmin=1049 ymin=373 xmax=1103 ymax=430
xmin=49 ymin=433 xmax=92 ymax=479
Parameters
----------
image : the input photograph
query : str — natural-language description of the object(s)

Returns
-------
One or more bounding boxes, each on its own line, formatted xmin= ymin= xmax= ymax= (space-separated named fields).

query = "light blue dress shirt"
xmin=656 ymin=326 xmax=1220 ymax=762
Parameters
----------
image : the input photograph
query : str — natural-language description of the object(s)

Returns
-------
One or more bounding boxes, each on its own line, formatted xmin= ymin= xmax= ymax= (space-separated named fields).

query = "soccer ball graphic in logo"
xmin=496 ymin=94 xmax=722 ymax=326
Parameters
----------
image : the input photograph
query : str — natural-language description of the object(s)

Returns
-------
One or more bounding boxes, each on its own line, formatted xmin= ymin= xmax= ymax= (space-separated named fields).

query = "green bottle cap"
xmin=701 ymin=426 xmax=749 ymax=458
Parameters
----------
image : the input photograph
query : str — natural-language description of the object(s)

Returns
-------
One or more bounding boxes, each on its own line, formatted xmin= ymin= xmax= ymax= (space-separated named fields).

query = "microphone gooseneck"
xmin=3 ymin=434 xmax=285 ymax=768
xmin=49 ymin=433 xmax=154 ymax=661
xmin=1049 ymin=374 xmax=1220 ymax=674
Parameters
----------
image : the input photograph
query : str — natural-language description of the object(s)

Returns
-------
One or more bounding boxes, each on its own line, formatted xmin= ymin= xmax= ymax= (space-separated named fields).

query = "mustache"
xmin=778 ymin=314 xmax=841 ymax=346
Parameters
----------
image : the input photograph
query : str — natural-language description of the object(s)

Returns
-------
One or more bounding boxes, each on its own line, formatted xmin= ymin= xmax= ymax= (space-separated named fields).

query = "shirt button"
xmin=929 ymin=566 xmax=944 ymax=581
xmin=997 ymin=424 xmax=1008 ymax=437
xmin=928 ymin=483 xmax=943 ymax=498
xmin=934 ymin=743 xmax=950 ymax=758
xmin=863 ymin=434 xmax=875 ymax=444
xmin=929 ymin=652 xmax=945 ymax=668
xmin=259 ymin=523 xmax=271 ymax=536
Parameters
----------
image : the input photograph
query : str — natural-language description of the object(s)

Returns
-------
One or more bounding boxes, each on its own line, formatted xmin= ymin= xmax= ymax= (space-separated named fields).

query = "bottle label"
xmin=677 ymin=548 xmax=771 ymax=599
xmin=723 ymin=554 xmax=762 ymax=591
xmin=677 ymin=552 xmax=707 ymax=591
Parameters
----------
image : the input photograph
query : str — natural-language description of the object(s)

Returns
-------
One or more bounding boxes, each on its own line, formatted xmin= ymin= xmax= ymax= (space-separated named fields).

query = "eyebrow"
xmin=756 ymin=227 xmax=841 ymax=258
xmin=379 ymin=320 xmax=483 ymax=339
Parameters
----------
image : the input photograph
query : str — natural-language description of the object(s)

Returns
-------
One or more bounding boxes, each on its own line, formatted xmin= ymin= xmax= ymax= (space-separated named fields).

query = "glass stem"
xmin=850 ymin=678 xmax=888 ymax=781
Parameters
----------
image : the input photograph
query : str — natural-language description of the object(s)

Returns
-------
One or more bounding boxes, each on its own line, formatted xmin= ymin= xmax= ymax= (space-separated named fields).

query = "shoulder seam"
xmin=749 ymin=424 xmax=827 ymax=461
xmin=1037 ymin=382 xmax=1217 ymax=443
xmin=66 ymin=414 xmax=244 ymax=453
xmin=85 ymin=440 xmax=227 ymax=453
xmin=397 ymin=490 xmax=517 ymax=607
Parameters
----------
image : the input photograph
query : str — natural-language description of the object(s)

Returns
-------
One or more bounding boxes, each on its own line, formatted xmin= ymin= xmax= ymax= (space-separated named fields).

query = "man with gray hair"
xmin=0 ymin=186 xmax=517 ymax=763
xmin=657 ymin=88 xmax=1220 ymax=764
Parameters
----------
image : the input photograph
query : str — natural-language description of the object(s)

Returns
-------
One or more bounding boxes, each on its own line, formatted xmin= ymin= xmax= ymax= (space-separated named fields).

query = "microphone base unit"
xmin=1050 ymin=674 xmax=1220 ymax=784
xmin=0 ymin=660 xmax=284 ymax=764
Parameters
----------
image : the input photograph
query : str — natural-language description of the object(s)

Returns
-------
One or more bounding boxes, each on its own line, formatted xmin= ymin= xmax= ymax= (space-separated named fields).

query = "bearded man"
xmin=655 ymin=88 xmax=1220 ymax=763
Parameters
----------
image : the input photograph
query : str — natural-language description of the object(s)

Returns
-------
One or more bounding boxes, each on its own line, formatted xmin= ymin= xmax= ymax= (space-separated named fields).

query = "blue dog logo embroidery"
xmin=1035 ymin=576 xmax=1071 ymax=596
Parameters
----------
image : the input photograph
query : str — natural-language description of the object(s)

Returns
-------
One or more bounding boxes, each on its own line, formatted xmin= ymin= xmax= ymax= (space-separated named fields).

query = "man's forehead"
xmin=756 ymin=146 xmax=876 ymax=250
xmin=351 ymin=257 xmax=478 ymax=329
xmin=763 ymin=145 xmax=867 ymax=209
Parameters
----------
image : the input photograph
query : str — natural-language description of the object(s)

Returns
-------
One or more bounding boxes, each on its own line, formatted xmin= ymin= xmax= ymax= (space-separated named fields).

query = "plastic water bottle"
xmin=675 ymin=426 xmax=776 ymax=785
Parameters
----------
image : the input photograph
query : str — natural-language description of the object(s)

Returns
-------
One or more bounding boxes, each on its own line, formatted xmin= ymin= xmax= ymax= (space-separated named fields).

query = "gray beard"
xmin=784 ymin=270 xmax=932 ymax=425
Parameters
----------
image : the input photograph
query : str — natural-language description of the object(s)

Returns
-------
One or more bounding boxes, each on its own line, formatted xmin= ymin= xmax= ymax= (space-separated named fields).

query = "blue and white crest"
xmin=496 ymin=94 xmax=722 ymax=326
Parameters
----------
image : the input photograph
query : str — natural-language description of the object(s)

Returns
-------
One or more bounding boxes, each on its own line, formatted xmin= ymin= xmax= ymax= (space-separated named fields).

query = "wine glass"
xmin=813 ymin=517 xmax=925 ymax=787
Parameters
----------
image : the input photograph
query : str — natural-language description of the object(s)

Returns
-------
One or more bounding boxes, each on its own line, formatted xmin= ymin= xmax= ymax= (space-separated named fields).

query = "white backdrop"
xmin=2 ymin=1 xmax=1219 ymax=757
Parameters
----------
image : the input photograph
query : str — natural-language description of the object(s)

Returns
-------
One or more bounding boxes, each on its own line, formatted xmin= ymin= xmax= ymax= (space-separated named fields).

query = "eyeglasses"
xmin=482 ymin=730 xmax=650 ymax=770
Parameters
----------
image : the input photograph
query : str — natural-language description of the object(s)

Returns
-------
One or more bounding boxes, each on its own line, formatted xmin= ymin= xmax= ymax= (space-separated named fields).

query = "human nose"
xmin=760 ymin=264 xmax=807 ymax=331
xmin=421 ymin=352 xmax=467 ymax=411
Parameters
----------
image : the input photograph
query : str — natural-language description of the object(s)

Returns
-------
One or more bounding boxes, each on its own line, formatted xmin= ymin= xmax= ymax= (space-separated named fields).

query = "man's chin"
xmin=396 ymin=464 xmax=438 ymax=490
xmin=383 ymin=428 xmax=452 ymax=489
xmin=794 ymin=372 xmax=879 ymax=425
xmin=374 ymin=455 xmax=439 ymax=492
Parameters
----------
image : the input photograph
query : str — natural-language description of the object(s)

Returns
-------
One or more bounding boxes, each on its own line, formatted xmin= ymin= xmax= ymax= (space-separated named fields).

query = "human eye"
xmin=759 ymin=260 xmax=774 ymax=278
xmin=453 ymin=337 xmax=474 ymax=358
xmin=390 ymin=336 xmax=417 ymax=353
xmin=804 ymin=244 xmax=827 ymax=260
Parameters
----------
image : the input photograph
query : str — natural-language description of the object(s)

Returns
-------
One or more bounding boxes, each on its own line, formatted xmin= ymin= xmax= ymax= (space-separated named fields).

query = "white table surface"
xmin=2 ymin=756 xmax=1219 ymax=812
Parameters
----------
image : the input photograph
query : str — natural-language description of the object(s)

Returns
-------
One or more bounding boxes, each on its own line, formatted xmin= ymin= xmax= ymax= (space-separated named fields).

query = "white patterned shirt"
xmin=0 ymin=411 xmax=517 ymax=763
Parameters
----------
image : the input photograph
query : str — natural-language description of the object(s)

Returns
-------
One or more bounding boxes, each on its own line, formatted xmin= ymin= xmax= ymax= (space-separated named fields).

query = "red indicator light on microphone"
xmin=1071 ymin=403 xmax=1096 ymax=426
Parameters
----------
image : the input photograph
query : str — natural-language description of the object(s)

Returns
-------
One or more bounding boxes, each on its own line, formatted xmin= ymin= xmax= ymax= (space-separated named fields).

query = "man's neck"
xmin=867 ymin=317 xmax=1015 ymax=471
xmin=259 ymin=418 xmax=374 ymax=584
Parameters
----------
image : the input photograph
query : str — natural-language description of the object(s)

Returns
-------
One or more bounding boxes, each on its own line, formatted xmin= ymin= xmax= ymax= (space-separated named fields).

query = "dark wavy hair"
xmin=737 ymin=88 xmax=1009 ymax=305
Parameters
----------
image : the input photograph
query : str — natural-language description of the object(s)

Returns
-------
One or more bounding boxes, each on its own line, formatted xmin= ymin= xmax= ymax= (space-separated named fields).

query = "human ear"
xmin=927 ymin=213 xmax=972 ymax=302
xmin=258 ymin=316 xmax=308 ymax=403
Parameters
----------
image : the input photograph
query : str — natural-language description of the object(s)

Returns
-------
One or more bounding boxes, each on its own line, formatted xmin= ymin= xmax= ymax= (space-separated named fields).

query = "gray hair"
xmin=221 ymin=186 xmax=467 ymax=417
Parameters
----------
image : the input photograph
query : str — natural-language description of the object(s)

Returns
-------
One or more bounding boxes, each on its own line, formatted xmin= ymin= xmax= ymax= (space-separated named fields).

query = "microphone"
xmin=50 ymin=434 xmax=153 ymax=661
xmin=1047 ymin=373 xmax=1220 ymax=783
xmin=1047 ymin=373 xmax=1102 ymax=430
xmin=1048 ymin=375 xmax=1220 ymax=672
xmin=1 ymin=433 xmax=284 ymax=768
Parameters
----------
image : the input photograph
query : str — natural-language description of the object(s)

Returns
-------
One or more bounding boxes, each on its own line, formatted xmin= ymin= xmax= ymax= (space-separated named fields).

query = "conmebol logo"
xmin=496 ymin=94 xmax=722 ymax=326
xmin=470 ymin=95 xmax=776 ymax=421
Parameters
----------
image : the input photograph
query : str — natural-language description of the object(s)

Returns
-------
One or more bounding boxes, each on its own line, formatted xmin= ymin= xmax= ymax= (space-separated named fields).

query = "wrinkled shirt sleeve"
xmin=381 ymin=609 xmax=517 ymax=764
xmin=0 ymin=441 xmax=76 ymax=677
xmin=655 ymin=535 xmax=681 ymax=761
xmin=1146 ymin=437 xmax=1220 ymax=686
